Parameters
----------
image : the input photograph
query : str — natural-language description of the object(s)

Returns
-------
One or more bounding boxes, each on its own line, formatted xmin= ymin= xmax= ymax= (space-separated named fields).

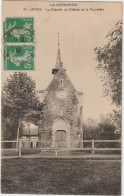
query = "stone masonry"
xmin=39 ymin=42 xmax=83 ymax=148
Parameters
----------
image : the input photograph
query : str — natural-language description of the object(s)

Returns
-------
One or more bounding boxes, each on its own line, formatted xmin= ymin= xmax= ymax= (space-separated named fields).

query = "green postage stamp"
xmin=3 ymin=17 xmax=34 ymax=43
xmin=4 ymin=45 xmax=34 ymax=70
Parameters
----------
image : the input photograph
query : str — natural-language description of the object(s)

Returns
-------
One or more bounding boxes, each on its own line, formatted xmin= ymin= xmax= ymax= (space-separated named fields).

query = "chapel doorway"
xmin=55 ymin=130 xmax=67 ymax=148
xmin=52 ymin=118 xmax=70 ymax=148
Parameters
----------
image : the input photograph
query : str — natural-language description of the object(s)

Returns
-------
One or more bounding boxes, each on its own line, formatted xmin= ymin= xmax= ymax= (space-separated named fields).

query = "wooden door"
xmin=55 ymin=130 xmax=67 ymax=148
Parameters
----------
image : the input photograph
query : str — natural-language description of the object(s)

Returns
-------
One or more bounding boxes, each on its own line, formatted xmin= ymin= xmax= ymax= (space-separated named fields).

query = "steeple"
xmin=55 ymin=33 xmax=63 ymax=68
xmin=52 ymin=33 xmax=63 ymax=75
xmin=55 ymin=48 xmax=63 ymax=68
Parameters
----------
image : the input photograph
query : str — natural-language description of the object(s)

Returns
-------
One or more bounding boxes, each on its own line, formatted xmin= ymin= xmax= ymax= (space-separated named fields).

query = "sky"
xmin=2 ymin=1 xmax=122 ymax=120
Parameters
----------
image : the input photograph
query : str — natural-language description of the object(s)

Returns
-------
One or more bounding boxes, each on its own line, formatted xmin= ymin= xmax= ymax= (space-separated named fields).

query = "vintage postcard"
xmin=1 ymin=1 xmax=122 ymax=195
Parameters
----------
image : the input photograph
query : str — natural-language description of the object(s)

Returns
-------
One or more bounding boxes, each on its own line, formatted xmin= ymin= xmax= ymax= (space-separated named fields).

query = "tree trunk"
xmin=17 ymin=117 xmax=21 ymax=143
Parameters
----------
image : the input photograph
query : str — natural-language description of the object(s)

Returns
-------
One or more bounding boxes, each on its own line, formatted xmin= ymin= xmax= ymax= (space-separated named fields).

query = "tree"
xmin=2 ymin=72 xmax=43 ymax=141
xmin=2 ymin=116 xmax=18 ymax=140
xmin=84 ymin=115 xmax=117 ymax=140
xmin=94 ymin=20 xmax=122 ymax=106
xmin=83 ymin=118 xmax=101 ymax=140
xmin=105 ymin=110 xmax=121 ymax=139
xmin=84 ymin=115 xmax=118 ymax=148
xmin=98 ymin=114 xmax=116 ymax=140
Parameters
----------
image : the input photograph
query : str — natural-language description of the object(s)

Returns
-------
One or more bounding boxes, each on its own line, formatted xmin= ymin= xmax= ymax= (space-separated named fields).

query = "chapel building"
xmin=39 ymin=37 xmax=83 ymax=148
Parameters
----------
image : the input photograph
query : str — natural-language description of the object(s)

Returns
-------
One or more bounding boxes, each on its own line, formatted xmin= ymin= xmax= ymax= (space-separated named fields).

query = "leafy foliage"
xmin=84 ymin=113 xmax=119 ymax=140
xmin=3 ymin=72 xmax=40 ymax=117
xmin=94 ymin=20 xmax=122 ymax=106
xmin=2 ymin=117 xmax=18 ymax=140
xmin=98 ymin=114 xmax=116 ymax=140
xmin=83 ymin=115 xmax=120 ymax=148
xmin=2 ymin=72 xmax=43 ymax=140
xmin=83 ymin=118 xmax=100 ymax=140
xmin=103 ymin=110 xmax=121 ymax=139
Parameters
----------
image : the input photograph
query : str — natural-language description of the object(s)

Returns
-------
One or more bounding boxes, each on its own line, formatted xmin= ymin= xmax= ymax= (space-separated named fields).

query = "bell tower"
xmin=52 ymin=32 xmax=64 ymax=75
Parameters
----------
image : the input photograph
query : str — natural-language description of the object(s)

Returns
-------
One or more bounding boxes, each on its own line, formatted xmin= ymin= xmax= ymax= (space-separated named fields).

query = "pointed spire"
xmin=55 ymin=32 xmax=63 ymax=68
xmin=52 ymin=33 xmax=65 ymax=75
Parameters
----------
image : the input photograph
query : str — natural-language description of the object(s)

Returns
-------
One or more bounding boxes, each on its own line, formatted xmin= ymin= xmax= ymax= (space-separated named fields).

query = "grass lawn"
xmin=1 ymin=158 xmax=121 ymax=195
